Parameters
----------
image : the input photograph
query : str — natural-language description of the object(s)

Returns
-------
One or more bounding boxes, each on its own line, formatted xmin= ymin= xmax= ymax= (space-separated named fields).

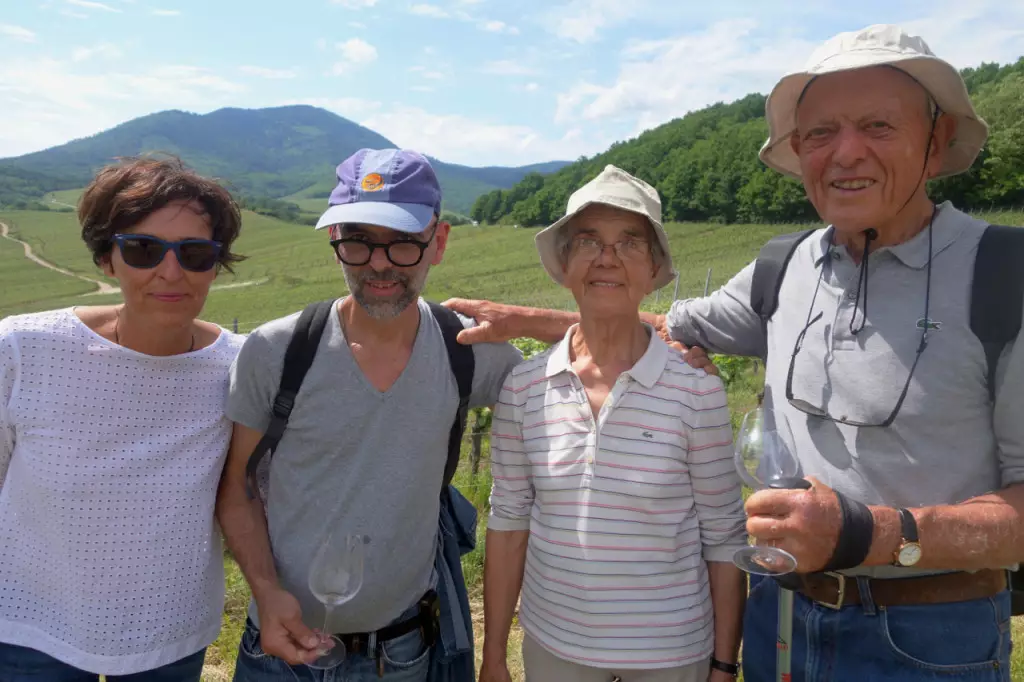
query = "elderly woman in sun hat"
xmin=479 ymin=164 xmax=748 ymax=682
xmin=442 ymin=23 xmax=1024 ymax=682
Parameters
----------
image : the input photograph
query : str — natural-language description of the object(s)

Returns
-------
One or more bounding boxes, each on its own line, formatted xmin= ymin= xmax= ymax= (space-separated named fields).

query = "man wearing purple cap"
xmin=216 ymin=148 xmax=523 ymax=681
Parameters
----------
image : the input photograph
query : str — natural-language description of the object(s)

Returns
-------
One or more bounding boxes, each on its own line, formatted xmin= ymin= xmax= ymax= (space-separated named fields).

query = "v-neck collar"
xmin=335 ymin=296 xmax=427 ymax=398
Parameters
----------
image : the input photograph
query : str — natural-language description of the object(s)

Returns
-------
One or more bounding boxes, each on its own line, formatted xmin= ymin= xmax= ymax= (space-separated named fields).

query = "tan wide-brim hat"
xmin=534 ymin=164 xmax=677 ymax=289
xmin=760 ymin=23 xmax=989 ymax=180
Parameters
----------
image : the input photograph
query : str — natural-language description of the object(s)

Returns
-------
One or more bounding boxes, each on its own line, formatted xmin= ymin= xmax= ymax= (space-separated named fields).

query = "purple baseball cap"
xmin=314 ymin=148 xmax=443 ymax=234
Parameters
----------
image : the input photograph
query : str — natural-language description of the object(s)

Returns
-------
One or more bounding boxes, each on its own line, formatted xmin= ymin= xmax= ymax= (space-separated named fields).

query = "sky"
xmin=1 ymin=0 xmax=1023 ymax=167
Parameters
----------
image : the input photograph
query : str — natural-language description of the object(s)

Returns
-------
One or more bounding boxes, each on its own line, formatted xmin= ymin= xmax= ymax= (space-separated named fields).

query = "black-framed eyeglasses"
xmin=785 ymin=220 xmax=935 ymax=428
xmin=329 ymin=224 xmax=438 ymax=267
xmin=112 ymin=233 xmax=222 ymax=272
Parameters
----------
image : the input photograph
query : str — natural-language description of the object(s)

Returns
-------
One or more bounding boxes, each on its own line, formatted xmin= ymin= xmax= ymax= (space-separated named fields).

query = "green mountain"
xmin=473 ymin=57 xmax=1024 ymax=226
xmin=0 ymin=105 xmax=569 ymax=215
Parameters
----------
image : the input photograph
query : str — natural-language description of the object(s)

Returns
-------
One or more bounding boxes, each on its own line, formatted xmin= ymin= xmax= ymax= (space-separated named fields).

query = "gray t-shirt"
xmin=226 ymin=298 xmax=522 ymax=632
xmin=666 ymin=202 xmax=1024 ymax=578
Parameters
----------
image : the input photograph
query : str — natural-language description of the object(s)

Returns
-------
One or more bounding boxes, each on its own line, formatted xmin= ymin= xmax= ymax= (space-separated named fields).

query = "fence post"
xmin=672 ymin=272 xmax=680 ymax=301
xmin=703 ymin=267 xmax=713 ymax=296
xmin=233 ymin=318 xmax=238 ymax=333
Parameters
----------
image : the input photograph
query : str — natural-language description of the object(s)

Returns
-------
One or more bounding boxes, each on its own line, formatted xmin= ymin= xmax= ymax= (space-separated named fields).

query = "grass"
xmin=43 ymin=188 xmax=85 ymax=208
xmin=3 ymin=208 xmax=1023 ymax=681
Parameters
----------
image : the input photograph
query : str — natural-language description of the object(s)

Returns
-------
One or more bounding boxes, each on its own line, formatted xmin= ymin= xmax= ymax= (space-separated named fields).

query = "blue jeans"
xmin=0 ymin=641 xmax=206 ymax=681
xmin=742 ymin=573 xmax=1013 ymax=682
xmin=233 ymin=615 xmax=432 ymax=682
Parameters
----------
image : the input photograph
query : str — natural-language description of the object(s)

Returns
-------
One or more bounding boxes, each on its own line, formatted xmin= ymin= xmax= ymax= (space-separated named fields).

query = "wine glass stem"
xmin=320 ymin=605 xmax=334 ymax=646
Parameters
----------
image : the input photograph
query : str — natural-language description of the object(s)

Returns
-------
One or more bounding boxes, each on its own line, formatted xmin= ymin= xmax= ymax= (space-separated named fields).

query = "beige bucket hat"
xmin=534 ymin=164 xmax=677 ymax=289
xmin=759 ymin=23 xmax=988 ymax=180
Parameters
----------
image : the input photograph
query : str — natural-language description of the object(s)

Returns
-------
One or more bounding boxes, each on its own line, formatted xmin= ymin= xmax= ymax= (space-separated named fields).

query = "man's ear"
xmin=430 ymin=221 xmax=452 ymax=266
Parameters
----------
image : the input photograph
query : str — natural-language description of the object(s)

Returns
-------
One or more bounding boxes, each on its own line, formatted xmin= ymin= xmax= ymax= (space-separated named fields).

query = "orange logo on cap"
xmin=361 ymin=173 xmax=385 ymax=192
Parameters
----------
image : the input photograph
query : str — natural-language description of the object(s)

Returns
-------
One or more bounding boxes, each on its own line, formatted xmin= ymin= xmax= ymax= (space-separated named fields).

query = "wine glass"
xmin=306 ymin=532 xmax=368 ymax=669
xmin=733 ymin=405 xmax=809 ymax=576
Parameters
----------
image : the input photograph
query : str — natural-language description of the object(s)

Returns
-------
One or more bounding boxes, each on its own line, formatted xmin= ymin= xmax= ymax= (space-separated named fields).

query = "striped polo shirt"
xmin=488 ymin=323 xmax=747 ymax=669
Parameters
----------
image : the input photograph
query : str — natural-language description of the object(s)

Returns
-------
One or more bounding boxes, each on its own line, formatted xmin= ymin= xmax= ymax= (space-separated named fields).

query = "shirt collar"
xmin=544 ymin=322 xmax=668 ymax=390
xmin=816 ymin=201 xmax=965 ymax=270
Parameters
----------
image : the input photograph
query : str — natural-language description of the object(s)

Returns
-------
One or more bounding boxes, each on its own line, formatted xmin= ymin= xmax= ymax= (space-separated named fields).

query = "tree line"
xmin=471 ymin=58 xmax=1024 ymax=227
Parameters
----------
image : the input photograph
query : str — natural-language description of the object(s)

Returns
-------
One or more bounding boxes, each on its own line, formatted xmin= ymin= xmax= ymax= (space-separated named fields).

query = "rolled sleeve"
xmin=225 ymin=329 xmax=281 ymax=432
xmin=487 ymin=369 xmax=534 ymax=532
xmin=666 ymin=260 xmax=766 ymax=358
xmin=684 ymin=375 xmax=748 ymax=562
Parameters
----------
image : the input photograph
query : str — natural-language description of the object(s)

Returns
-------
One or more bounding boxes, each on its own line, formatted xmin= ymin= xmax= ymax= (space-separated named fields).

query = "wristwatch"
xmin=893 ymin=508 xmax=922 ymax=567
xmin=710 ymin=657 xmax=739 ymax=677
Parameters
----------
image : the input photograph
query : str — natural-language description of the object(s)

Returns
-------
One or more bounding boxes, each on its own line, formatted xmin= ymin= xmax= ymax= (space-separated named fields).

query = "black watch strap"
xmin=710 ymin=657 xmax=739 ymax=676
xmin=898 ymin=508 xmax=919 ymax=542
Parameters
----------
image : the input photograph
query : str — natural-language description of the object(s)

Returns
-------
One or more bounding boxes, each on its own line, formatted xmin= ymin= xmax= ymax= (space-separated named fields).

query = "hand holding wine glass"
xmin=306 ymin=531 xmax=368 ymax=670
xmin=733 ymin=404 xmax=810 ymax=576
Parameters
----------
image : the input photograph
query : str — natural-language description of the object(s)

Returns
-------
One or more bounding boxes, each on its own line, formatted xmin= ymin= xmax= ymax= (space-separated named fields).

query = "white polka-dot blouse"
xmin=0 ymin=308 xmax=245 ymax=675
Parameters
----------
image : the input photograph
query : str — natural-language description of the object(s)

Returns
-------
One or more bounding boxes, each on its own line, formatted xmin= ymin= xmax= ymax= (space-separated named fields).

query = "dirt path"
xmin=1 ymin=221 xmax=120 ymax=295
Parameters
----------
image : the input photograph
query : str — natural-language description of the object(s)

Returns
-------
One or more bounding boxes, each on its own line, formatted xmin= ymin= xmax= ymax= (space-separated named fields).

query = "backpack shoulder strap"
xmin=245 ymin=299 xmax=335 ymax=500
xmin=971 ymin=224 xmax=1024 ymax=402
xmin=750 ymin=229 xmax=817 ymax=322
xmin=427 ymin=301 xmax=476 ymax=493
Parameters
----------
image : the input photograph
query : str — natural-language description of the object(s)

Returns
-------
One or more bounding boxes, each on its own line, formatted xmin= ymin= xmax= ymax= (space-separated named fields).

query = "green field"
xmin=43 ymin=187 xmax=85 ymax=209
xmin=0 ymin=208 xmax=822 ymax=325
xmin=2 ymin=208 xmax=1023 ymax=681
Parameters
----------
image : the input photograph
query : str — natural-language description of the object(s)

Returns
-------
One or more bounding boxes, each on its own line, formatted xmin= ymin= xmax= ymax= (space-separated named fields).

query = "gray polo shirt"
xmin=227 ymin=298 xmax=523 ymax=632
xmin=666 ymin=201 xmax=1024 ymax=577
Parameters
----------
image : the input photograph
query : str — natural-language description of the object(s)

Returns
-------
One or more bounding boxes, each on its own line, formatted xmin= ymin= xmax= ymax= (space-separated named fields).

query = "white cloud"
xmin=553 ymin=0 xmax=1024 ymax=150
xmin=315 ymin=38 xmax=328 ymax=51
xmin=355 ymin=105 xmax=606 ymax=165
xmin=71 ymin=43 xmax=123 ymax=61
xmin=0 ymin=58 xmax=245 ymax=157
xmin=411 ymin=85 xmax=435 ymax=93
xmin=240 ymin=65 xmax=298 ymax=79
xmin=331 ymin=38 xmax=378 ymax=74
xmin=0 ymin=24 xmax=37 ymax=42
xmin=329 ymin=0 xmax=377 ymax=6
xmin=555 ymin=19 xmax=814 ymax=128
xmin=66 ymin=0 xmax=121 ymax=12
xmin=285 ymin=97 xmax=383 ymax=121
xmin=524 ymin=82 xmax=539 ymax=92
xmin=411 ymin=66 xmax=445 ymax=80
xmin=152 ymin=9 xmax=180 ymax=16
xmin=59 ymin=9 xmax=88 ymax=18
xmin=545 ymin=0 xmax=641 ymax=43
xmin=479 ymin=20 xmax=518 ymax=34
xmin=409 ymin=4 xmax=448 ymax=18
xmin=480 ymin=59 xmax=537 ymax=76
xmin=349 ymin=21 xmax=366 ymax=28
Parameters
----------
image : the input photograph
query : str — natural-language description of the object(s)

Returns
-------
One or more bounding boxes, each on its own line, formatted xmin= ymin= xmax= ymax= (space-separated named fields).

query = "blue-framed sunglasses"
xmin=111 ymin=234 xmax=222 ymax=272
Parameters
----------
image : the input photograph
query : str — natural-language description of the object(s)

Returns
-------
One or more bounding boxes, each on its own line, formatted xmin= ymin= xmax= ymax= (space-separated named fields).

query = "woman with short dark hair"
xmin=0 ymin=156 xmax=246 ymax=681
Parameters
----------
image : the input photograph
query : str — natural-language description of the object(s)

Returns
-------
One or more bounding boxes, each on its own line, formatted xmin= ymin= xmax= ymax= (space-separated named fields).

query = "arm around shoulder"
xmin=664 ymin=260 xmax=766 ymax=358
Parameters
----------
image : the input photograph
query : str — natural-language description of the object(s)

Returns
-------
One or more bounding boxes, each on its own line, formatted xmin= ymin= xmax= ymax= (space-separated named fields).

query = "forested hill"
xmin=472 ymin=57 xmax=1024 ymax=227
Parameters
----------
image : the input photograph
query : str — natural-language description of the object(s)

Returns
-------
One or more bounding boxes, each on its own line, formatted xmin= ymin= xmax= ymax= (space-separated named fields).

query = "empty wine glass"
xmin=733 ymin=405 xmax=809 ymax=576
xmin=306 ymin=532 xmax=368 ymax=669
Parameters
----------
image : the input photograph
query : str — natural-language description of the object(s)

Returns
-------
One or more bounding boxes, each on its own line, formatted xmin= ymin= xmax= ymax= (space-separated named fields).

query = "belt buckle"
xmin=817 ymin=572 xmax=847 ymax=610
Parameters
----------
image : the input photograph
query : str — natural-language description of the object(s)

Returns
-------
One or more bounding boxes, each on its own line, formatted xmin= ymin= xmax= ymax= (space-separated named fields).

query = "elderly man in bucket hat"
xmin=216 ymin=148 xmax=523 ymax=682
xmin=480 ymin=164 xmax=747 ymax=682
xmin=446 ymin=24 xmax=1024 ymax=681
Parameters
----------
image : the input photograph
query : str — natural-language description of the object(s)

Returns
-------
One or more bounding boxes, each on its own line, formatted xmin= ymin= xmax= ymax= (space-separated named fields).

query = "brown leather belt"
xmin=791 ymin=568 xmax=1007 ymax=610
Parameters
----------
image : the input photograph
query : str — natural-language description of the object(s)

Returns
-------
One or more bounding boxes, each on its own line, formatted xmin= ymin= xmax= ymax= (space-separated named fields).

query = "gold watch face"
xmin=898 ymin=542 xmax=922 ymax=566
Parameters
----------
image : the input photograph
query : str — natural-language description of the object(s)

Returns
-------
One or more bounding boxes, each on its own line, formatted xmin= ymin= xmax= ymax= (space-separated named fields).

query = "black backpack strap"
xmin=970 ymin=224 xmax=1024 ymax=402
xmin=749 ymin=229 xmax=816 ymax=364
xmin=245 ymin=300 xmax=335 ymax=501
xmin=427 ymin=301 xmax=475 ymax=493
xmin=750 ymin=229 xmax=817 ymax=323
xmin=969 ymin=225 xmax=1024 ymax=616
